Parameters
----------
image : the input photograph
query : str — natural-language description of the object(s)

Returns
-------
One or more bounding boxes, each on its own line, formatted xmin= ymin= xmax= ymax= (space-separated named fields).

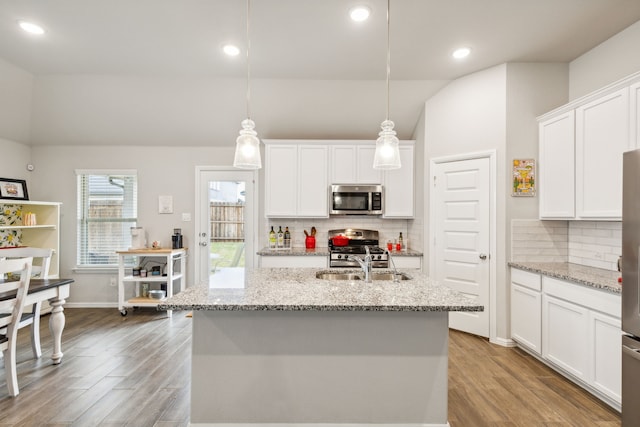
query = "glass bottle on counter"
xmin=269 ymin=226 xmax=276 ymax=249
xmin=277 ymin=226 xmax=285 ymax=248
xmin=398 ymin=232 xmax=404 ymax=251
xmin=284 ymin=226 xmax=291 ymax=248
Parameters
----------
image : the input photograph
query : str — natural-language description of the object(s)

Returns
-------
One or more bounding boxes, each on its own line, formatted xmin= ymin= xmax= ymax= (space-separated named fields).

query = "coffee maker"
xmin=172 ymin=228 xmax=183 ymax=249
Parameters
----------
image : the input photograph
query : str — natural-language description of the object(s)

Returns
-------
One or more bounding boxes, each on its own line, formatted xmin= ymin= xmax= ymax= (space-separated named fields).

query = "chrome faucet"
xmin=348 ymin=245 xmax=372 ymax=283
xmin=385 ymin=248 xmax=401 ymax=283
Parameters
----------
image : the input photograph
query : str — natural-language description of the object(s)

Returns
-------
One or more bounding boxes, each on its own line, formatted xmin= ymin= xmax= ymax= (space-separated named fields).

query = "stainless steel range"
xmin=328 ymin=228 xmax=388 ymax=268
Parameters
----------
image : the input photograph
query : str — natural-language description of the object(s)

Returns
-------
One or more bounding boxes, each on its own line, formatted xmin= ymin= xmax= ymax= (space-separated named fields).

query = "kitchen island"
xmin=160 ymin=268 xmax=482 ymax=427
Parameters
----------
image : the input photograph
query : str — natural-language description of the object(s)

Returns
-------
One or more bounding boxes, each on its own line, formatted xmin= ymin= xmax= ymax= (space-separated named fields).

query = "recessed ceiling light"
xmin=452 ymin=47 xmax=471 ymax=59
xmin=223 ymin=44 xmax=241 ymax=57
xmin=18 ymin=21 xmax=45 ymax=35
xmin=350 ymin=6 xmax=371 ymax=22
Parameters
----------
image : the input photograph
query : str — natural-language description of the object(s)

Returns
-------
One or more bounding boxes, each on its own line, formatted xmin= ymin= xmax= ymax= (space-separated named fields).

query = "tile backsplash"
xmin=264 ymin=217 xmax=412 ymax=250
xmin=568 ymin=221 xmax=621 ymax=271
xmin=511 ymin=219 xmax=621 ymax=271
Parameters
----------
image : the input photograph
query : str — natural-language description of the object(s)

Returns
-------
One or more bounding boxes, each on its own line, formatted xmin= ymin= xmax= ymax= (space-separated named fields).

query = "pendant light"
xmin=233 ymin=0 xmax=261 ymax=169
xmin=373 ymin=0 xmax=401 ymax=170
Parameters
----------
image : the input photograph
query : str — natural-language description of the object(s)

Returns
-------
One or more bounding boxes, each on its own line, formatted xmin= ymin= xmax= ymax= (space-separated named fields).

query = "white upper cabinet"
xmin=328 ymin=143 xmax=382 ymax=184
xmin=267 ymin=140 xmax=414 ymax=218
xmin=383 ymin=144 xmax=415 ymax=218
xmin=356 ymin=146 xmax=382 ymax=184
xmin=537 ymin=71 xmax=640 ymax=221
xmin=575 ymin=87 xmax=630 ymax=219
xmin=264 ymin=142 xmax=329 ymax=218
xmin=538 ymin=111 xmax=575 ymax=219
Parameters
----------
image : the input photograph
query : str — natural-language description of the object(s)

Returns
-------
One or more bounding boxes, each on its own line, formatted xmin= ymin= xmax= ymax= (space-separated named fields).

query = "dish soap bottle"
xmin=269 ymin=226 xmax=276 ymax=249
xmin=277 ymin=226 xmax=285 ymax=248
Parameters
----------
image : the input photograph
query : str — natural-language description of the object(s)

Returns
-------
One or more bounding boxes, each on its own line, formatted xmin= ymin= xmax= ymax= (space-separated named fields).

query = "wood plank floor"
xmin=0 ymin=308 xmax=621 ymax=426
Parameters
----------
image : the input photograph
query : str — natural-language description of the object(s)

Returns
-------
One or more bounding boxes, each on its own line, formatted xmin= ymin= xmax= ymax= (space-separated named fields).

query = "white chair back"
xmin=0 ymin=257 xmax=32 ymax=396
xmin=0 ymin=257 xmax=33 ymax=330
xmin=0 ymin=247 xmax=52 ymax=278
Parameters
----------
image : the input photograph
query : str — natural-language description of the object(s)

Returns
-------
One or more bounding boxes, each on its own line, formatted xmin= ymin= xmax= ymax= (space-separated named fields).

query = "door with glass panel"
xmin=196 ymin=168 xmax=256 ymax=287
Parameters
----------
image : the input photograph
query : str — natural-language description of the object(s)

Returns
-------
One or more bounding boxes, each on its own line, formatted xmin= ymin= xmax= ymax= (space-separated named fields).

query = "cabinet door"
xmin=576 ymin=88 xmax=630 ymax=219
xmin=539 ymin=111 xmax=575 ymax=218
xmin=297 ymin=145 xmax=329 ymax=217
xmin=357 ymin=146 xmax=382 ymax=184
xmin=265 ymin=145 xmax=298 ymax=216
xmin=590 ymin=311 xmax=622 ymax=403
xmin=330 ymin=145 xmax=357 ymax=184
xmin=542 ymin=294 xmax=589 ymax=381
xmin=383 ymin=145 xmax=414 ymax=218
xmin=511 ymin=283 xmax=542 ymax=355
xmin=631 ymin=81 xmax=640 ymax=149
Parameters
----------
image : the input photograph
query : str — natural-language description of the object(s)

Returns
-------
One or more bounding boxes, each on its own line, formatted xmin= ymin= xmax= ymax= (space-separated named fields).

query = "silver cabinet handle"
xmin=479 ymin=253 xmax=488 ymax=260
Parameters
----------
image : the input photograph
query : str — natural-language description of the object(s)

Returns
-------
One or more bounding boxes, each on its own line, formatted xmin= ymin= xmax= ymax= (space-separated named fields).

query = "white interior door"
xmin=432 ymin=157 xmax=491 ymax=337
xmin=196 ymin=168 xmax=257 ymax=287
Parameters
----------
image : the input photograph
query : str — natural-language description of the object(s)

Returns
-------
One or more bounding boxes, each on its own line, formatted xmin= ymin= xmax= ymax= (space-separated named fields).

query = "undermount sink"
xmin=315 ymin=272 xmax=412 ymax=281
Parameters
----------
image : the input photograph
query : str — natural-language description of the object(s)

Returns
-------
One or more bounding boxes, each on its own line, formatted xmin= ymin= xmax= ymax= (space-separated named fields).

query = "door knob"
xmin=479 ymin=253 xmax=488 ymax=260
xmin=200 ymin=242 xmax=208 ymax=247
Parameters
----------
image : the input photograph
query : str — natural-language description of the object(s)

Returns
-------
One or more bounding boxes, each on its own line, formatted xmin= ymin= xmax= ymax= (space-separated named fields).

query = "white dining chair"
xmin=0 ymin=257 xmax=32 ymax=396
xmin=0 ymin=247 xmax=53 ymax=358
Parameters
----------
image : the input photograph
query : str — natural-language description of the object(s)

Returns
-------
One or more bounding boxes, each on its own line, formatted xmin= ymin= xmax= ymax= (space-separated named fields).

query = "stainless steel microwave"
xmin=330 ymin=184 xmax=383 ymax=215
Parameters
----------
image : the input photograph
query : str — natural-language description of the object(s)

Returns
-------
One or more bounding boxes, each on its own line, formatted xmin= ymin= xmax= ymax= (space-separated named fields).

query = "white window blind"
xmin=76 ymin=170 xmax=137 ymax=266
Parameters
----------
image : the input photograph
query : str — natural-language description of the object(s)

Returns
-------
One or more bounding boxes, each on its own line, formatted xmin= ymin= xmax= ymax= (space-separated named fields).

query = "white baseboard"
xmin=490 ymin=336 xmax=517 ymax=347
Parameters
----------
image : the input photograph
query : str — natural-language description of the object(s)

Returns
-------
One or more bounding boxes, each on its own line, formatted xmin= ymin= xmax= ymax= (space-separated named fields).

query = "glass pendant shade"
xmin=373 ymin=119 xmax=401 ymax=170
xmin=233 ymin=118 xmax=262 ymax=169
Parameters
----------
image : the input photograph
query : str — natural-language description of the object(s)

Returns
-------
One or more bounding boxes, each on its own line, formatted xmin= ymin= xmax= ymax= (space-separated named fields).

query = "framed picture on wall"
xmin=512 ymin=159 xmax=535 ymax=197
xmin=0 ymin=178 xmax=29 ymax=200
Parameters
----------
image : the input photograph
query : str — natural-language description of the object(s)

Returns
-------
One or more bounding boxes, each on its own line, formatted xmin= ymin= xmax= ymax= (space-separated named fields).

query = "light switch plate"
xmin=181 ymin=213 xmax=191 ymax=222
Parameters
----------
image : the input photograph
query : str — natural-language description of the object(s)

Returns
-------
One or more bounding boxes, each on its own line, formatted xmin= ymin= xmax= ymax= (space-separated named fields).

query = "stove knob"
xmin=337 ymin=254 xmax=342 ymax=259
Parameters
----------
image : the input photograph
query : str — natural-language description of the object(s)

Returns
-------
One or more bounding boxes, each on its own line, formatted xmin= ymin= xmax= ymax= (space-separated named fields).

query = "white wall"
xmin=0 ymin=58 xmax=33 ymax=144
xmin=30 ymin=74 xmax=448 ymax=147
xmin=0 ymin=138 xmax=32 ymax=183
xmin=423 ymin=63 xmax=569 ymax=342
xmin=30 ymin=145 xmax=235 ymax=306
xmin=505 ymin=63 xmax=569 ymax=254
xmin=569 ymin=19 xmax=640 ymax=100
xmin=424 ymin=64 xmax=508 ymax=341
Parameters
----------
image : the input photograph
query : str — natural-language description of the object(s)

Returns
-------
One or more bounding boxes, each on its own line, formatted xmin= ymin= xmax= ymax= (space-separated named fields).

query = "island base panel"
xmin=191 ymin=310 xmax=449 ymax=426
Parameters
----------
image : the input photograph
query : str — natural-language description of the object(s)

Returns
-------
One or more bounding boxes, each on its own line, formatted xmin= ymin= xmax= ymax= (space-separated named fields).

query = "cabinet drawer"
xmin=543 ymin=276 xmax=620 ymax=318
xmin=511 ymin=268 xmax=541 ymax=292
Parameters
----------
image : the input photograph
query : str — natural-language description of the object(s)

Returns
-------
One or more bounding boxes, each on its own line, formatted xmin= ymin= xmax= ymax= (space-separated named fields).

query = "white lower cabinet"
xmin=389 ymin=256 xmax=421 ymax=270
xmin=510 ymin=268 xmax=542 ymax=354
xmin=590 ymin=311 xmax=622 ymax=403
xmin=510 ymin=267 xmax=621 ymax=409
xmin=542 ymin=293 xmax=590 ymax=381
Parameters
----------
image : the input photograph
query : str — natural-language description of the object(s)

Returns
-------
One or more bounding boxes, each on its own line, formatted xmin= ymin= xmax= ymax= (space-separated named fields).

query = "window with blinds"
xmin=76 ymin=170 xmax=138 ymax=267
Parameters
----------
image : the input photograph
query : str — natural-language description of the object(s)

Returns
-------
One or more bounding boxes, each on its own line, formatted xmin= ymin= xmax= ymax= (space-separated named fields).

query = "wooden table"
xmin=0 ymin=278 xmax=74 ymax=364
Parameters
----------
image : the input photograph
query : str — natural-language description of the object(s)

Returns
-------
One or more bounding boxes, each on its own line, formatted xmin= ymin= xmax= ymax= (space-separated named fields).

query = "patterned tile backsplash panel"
xmin=0 ymin=204 xmax=23 ymax=247
xmin=511 ymin=219 xmax=622 ymax=271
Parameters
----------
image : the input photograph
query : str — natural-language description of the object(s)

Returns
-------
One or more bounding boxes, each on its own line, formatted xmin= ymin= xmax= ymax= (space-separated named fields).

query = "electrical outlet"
xmin=109 ymin=277 xmax=117 ymax=287
xmin=182 ymin=213 xmax=191 ymax=221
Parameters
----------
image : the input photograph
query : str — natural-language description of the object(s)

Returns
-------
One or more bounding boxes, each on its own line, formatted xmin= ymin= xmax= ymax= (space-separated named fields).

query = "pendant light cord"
xmin=246 ymin=0 xmax=252 ymax=120
xmin=385 ymin=0 xmax=391 ymax=121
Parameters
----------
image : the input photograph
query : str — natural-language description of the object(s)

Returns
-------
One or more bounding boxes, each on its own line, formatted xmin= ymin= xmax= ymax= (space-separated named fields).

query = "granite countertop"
xmin=256 ymin=247 xmax=423 ymax=257
xmin=159 ymin=268 xmax=481 ymax=312
xmin=508 ymin=261 xmax=621 ymax=294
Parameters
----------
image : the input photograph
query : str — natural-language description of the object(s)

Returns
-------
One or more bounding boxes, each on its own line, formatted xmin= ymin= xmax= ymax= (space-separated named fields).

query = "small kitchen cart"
xmin=116 ymin=248 xmax=187 ymax=317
